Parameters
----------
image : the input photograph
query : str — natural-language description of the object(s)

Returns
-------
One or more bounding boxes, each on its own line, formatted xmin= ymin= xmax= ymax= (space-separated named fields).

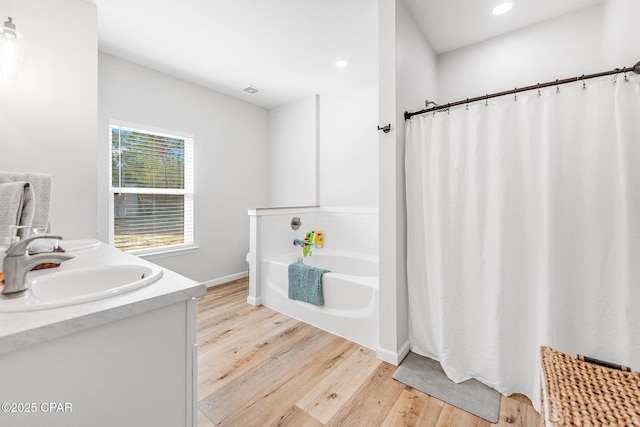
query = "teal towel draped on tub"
xmin=288 ymin=262 xmax=330 ymax=306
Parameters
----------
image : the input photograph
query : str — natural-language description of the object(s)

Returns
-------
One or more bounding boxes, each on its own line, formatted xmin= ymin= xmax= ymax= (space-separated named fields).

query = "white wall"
xmin=264 ymin=82 xmax=378 ymax=210
xmin=601 ymin=0 xmax=640 ymax=69
xmin=267 ymin=96 xmax=317 ymax=207
xmin=98 ymin=53 xmax=269 ymax=284
xmin=0 ymin=0 xmax=97 ymax=239
xmin=377 ymin=0 xmax=438 ymax=364
xmin=436 ymin=1 xmax=640 ymax=106
xmin=438 ymin=5 xmax=603 ymax=104
xmin=251 ymin=207 xmax=378 ymax=263
xmin=319 ymin=83 xmax=378 ymax=208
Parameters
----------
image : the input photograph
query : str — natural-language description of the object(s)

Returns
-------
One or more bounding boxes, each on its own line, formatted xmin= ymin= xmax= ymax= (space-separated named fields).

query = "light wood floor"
xmin=196 ymin=278 xmax=540 ymax=426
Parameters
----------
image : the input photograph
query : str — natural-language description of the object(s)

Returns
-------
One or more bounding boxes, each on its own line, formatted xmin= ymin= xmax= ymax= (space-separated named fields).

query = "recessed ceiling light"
xmin=492 ymin=2 xmax=513 ymax=15
xmin=335 ymin=60 xmax=349 ymax=68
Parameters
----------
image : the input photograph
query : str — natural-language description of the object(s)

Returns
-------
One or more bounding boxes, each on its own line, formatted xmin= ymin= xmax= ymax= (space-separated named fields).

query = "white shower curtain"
xmin=405 ymin=74 xmax=640 ymax=409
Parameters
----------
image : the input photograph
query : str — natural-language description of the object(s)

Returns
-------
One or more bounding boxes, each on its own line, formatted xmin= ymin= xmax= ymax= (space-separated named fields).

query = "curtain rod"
xmin=404 ymin=61 xmax=640 ymax=120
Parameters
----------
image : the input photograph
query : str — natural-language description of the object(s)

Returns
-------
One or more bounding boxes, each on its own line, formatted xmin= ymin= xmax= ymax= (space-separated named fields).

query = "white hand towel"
xmin=23 ymin=172 xmax=52 ymax=231
xmin=0 ymin=172 xmax=52 ymax=238
xmin=0 ymin=181 xmax=35 ymax=241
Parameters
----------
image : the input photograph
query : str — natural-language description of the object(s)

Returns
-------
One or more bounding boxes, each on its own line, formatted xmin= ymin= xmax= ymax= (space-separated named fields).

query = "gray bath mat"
xmin=392 ymin=352 xmax=500 ymax=423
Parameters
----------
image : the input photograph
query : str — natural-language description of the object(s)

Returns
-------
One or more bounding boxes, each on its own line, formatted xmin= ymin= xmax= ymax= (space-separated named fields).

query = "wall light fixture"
xmin=0 ymin=17 xmax=23 ymax=79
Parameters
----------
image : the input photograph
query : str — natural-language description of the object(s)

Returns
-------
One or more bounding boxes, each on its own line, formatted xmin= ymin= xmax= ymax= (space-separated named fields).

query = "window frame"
xmin=108 ymin=120 xmax=195 ymax=256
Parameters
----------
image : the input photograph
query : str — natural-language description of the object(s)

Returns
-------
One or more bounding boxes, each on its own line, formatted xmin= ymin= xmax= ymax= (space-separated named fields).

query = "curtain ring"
xmin=537 ymin=83 xmax=541 ymax=96
xmin=581 ymin=74 xmax=586 ymax=90
xmin=514 ymin=88 xmax=517 ymax=101
xmin=556 ymin=79 xmax=560 ymax=93
xmin=466 ymin=98 xmax=469 ymax=111
xmin=485 ymin=94 xmax=489 ymax=106
xmin=447 ymin=103 xmax=450 ymax=115
xmin=625 ymin=69 xmax=629 ymax=82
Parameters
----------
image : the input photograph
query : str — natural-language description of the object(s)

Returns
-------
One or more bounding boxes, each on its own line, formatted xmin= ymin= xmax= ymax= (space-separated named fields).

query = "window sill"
xmin=132 ymin=245 xmax=200 ymax=261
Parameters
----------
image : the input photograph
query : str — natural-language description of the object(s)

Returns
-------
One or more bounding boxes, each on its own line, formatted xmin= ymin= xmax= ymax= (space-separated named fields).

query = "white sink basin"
xmin=0 ymin=264 xmax=163 ymax=312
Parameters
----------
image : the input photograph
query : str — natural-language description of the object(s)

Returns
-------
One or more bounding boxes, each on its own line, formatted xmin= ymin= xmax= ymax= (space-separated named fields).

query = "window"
xmin=109 ymin=122 xmax=194 ymax=253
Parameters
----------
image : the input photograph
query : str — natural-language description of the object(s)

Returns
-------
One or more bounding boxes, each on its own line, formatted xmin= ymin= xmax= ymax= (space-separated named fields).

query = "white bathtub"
xmin=260 ymin=251 xmax=379 ymax=350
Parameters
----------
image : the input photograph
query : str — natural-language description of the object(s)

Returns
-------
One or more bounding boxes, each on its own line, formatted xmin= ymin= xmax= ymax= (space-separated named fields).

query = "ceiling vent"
xmin=243 ymin=86 xmax=261 ymax=94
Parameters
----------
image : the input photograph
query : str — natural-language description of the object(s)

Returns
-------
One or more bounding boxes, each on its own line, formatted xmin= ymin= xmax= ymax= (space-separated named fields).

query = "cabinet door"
xmin=0 ymin=301 xmax=192 ymax=427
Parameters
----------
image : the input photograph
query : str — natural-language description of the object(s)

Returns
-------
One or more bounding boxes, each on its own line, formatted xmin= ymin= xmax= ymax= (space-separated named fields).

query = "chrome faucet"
xmin=293 ymin=239 xmax=309 ymax=247
xmin=1 ymin=235 xmax=74 ymax=298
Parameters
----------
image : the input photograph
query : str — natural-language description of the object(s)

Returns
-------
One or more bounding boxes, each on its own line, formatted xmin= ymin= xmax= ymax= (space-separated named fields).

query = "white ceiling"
xmin=404 ymin=0 xmax=602 ymax=54
xmin=92 ymin=0 xmax=378 ymax=109
xmin=92 ymin=0 xmax=602 ymax=110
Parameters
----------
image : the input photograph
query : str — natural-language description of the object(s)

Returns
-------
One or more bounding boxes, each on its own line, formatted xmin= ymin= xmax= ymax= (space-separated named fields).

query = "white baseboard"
xmin=201 ymin=271 xmax=248 ymax=288
xmin=246 ymin=295 xmax=262 ymax=306
xmin=376 ymin=340 xmax=411 ymax=365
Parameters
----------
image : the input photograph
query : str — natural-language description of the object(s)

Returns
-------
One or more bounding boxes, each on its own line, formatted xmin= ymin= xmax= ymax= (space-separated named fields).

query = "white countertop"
xmin=0 ymin=240 xmax=206 ymax=355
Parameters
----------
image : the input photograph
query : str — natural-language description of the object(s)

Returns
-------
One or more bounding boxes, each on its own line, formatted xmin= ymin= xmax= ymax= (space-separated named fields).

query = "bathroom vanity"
xmin=0 ymin=240 xmax=206 ymax=427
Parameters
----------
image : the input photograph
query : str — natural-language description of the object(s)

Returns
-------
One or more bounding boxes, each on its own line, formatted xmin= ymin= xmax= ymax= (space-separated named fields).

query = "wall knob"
xmin=291 ymin=217 xmax=302 ymax=230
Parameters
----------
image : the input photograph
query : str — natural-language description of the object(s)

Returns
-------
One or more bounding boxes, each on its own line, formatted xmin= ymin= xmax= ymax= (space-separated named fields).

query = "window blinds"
xmin=110 ymin=124 xmax=194 ymax=252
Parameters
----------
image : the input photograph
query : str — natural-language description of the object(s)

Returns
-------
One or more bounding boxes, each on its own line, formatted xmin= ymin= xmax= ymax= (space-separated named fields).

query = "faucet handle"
xmin=5 ymin=235 xmax=63 ymax=256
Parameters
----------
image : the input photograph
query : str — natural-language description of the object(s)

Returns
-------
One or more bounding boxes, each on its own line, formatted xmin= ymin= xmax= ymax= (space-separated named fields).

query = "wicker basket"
xmin=540 ymin=346 xmax=640 ymax=426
